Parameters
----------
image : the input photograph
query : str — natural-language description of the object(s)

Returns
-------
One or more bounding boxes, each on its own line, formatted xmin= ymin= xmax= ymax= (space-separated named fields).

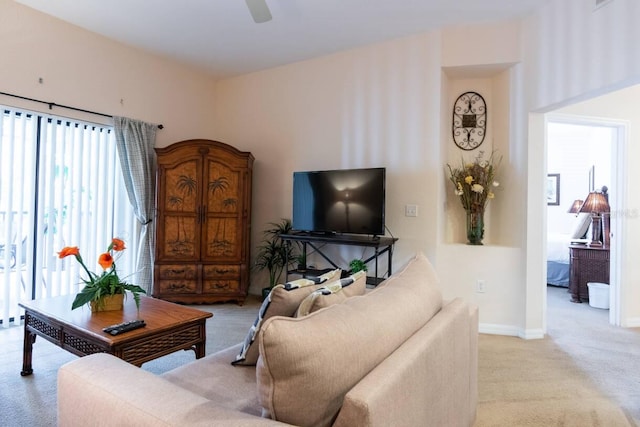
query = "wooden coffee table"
xmin=18 ymin=294 xmax=212 ymax=376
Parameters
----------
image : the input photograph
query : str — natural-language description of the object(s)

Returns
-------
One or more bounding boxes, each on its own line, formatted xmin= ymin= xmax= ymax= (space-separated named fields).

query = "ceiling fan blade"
xmin=245 ymin=0 xmax=272 ymax=23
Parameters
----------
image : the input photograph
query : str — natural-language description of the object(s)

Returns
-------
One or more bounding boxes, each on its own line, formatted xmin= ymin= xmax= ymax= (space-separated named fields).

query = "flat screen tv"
xmin=292 ymin=167 xmax=386 ymax=236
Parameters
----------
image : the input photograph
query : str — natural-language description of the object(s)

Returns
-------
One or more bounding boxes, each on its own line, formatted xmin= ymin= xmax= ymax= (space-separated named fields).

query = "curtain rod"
xmin=0 ymin=91 xmax=164 ymax=129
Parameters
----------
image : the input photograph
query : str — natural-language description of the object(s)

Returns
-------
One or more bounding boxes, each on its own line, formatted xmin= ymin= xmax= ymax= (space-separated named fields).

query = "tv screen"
xmin=292 ymin=167 xmax=385 ymax=236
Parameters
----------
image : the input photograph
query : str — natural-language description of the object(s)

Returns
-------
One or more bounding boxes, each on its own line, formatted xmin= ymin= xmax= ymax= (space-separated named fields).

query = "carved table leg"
xmin=21 ymin=327 xmax=36 ymax=376
xmin=194 ymin=341 xmax=206 ymax=359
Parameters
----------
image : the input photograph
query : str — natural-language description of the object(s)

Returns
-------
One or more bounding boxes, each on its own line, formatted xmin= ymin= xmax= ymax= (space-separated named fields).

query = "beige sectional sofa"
xmin=58 ymin=252 xmax=478 ymax=426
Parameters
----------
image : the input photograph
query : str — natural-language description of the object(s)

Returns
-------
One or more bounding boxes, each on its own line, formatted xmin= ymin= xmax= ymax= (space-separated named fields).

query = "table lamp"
xmin=578 ymin=191 xmax=610 ymax=246
xmin=567 ymin=199 xmax=584 ymax=215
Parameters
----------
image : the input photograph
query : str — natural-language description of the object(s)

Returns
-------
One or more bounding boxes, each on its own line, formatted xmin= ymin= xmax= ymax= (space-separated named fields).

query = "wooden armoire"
xmin=153 ymin=139 xmax=253 ymax=304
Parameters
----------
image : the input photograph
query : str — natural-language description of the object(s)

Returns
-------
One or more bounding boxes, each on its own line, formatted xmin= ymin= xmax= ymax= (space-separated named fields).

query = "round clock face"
xmin=452 ymin=91 xmax=487 ymax=151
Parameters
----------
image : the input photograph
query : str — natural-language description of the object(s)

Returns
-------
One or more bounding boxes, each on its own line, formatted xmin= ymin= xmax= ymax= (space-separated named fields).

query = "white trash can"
xmin=587 ymin=282 xmax=610 ymax=309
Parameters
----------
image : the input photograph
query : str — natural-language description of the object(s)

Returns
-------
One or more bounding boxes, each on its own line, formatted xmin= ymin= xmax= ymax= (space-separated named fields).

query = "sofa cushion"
xmin=231 ymin=269 xmax=341 ymax=366
xmin=295 ymin=270 xmax=367 ymax=317
xmin=163 ymin=344 xmax=263 ymax=416
xmin=256 ymin=252 xmax=443 ymax=426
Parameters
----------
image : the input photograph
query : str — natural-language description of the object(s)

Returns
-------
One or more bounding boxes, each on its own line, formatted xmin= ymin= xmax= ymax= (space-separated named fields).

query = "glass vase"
xmin=466 ymin=210 xmax=485 ymax=245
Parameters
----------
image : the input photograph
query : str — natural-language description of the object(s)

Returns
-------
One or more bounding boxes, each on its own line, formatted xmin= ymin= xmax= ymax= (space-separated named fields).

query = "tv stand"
xmin=280 ymin=233 xmax=398 ymax=286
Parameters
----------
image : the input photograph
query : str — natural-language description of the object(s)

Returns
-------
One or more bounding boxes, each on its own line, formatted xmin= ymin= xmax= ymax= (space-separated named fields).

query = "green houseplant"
xmin=58 ymin=238 xmax=146 ymax=311
xmin=254 ymin=219 xmax=297 ymax=299
xmin=348 ymin=258 xmax=368 ymax=274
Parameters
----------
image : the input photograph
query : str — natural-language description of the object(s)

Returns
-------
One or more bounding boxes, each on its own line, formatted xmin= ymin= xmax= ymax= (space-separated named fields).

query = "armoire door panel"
xmin=162 ymin=159 xmax=201 ymax=213
xmin=206 ymin=161 xmax=242 ymax=214
xmin=204 ymin=217 xmax=240 ymax=260
xmin=158 ymin=215 xmax=199 ymax=260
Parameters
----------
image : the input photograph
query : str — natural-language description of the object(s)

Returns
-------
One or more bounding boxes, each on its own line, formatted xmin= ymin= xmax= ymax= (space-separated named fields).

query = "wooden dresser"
xmin=153 ymin=139 xmax=253 ymax=304
xmin=568 ymin=244 xmax=610 ymax=303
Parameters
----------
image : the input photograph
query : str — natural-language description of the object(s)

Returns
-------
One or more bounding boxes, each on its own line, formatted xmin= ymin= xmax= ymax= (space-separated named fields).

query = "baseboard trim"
xmin=479 ymin=323 xmax=545 ymax=340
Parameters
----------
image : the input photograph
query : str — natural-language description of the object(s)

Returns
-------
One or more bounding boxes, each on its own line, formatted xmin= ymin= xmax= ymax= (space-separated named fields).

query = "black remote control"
xmin=103 ymin=319 xmax=146 ymax=335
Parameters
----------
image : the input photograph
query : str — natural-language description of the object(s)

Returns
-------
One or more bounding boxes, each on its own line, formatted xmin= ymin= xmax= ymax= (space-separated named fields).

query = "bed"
xmin=547 ymin=213 xmax=591 ymax=287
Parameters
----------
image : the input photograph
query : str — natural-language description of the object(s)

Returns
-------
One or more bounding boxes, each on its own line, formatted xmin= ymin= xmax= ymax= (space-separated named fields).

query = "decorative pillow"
xmin=570 ymin=213 xmax=592 ymax=239
xmin=295 ymin=270 xmax=367 ymax=317
xmin=231 ymin=269 xmax=341 ymax=366
xmin=256 ymin=252 xmax=443 ymax=426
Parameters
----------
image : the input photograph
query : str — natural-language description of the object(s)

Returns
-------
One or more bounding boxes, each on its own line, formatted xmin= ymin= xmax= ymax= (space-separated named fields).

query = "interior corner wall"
xmin=0 ymin=0 xmax=219 ymax=147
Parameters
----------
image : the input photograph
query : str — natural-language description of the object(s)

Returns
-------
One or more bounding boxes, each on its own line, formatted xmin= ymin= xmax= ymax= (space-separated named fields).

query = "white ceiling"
xmin=15 ymin=0 xmax=548 ymax=79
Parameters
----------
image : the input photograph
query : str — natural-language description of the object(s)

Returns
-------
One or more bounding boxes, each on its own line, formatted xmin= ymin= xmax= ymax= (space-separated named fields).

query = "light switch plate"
xmin=405 ymin=204 xmax=418 ymax=217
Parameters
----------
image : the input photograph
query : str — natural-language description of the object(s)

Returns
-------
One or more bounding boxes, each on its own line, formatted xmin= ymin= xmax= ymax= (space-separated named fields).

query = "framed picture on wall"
xmin=547 ymin=173 xmax=560 ymax=206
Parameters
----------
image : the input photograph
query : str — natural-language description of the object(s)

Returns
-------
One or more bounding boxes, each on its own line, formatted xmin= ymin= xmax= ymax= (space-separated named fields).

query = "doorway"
xmin=545 ymin=114 xmax=626 ymax=326
xmin=546 ymin=114 xmax=618 ymax=323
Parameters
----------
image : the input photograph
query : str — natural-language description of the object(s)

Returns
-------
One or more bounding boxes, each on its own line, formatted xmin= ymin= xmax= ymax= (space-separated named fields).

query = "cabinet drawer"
xmin=203 ymin=264 xmax=240 ymax=278
xmin=158 ymin=265 xmax=197 ymax=279
xmin=157 ymin=279 xmax=197 ymax=294
xmin=203 ymin=279 xmax=240 ymax=293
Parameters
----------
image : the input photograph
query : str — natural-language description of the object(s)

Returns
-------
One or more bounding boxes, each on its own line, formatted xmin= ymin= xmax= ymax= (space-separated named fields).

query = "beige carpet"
xmin=0 ymin=288 xmax=638 ymax=426
xmin=476 ymin=286 xmax=639 ymax=427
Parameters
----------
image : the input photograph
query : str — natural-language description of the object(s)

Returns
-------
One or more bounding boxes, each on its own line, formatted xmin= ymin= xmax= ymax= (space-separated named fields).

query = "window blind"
xmin=0 ymin=106 xmax=136 ymax=326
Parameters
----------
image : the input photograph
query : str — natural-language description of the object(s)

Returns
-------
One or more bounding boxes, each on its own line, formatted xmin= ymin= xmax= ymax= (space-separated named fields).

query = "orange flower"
xmin=98 ymin=253 xmax=114 ymax=270
xmin=58 ymin=246 xmax=80 ymax=258
xmin=111 ymin=238 xmax=126 ymax=252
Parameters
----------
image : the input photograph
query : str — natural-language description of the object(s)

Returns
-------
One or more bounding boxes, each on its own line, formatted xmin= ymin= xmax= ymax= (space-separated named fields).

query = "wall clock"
xmin=452 ymin=91 xmax=487 ymax=151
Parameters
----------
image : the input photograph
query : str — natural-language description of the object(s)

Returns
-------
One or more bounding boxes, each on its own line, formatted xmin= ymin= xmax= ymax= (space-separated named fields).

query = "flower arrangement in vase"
xmin=447 ymin=150 xmax=501 ymax=245
xmin=58 ymin=238 xmax=146 ymax=311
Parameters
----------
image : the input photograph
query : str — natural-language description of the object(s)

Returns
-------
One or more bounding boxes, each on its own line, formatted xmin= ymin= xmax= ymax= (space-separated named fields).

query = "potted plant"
xmin=295 ymin=251 xmax=307 ymax=271
xmin=254 ymin=219 xmax=297 ymax=299
xmin=349 ymin=258 xmax=368 ymax=274
xmin=58 ymin=238 xmax=146 ymax=311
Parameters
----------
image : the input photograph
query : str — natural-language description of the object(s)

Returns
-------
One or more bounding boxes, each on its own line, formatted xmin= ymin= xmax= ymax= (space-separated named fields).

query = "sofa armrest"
xmin=58 ymin=353 xmax=288 ymax=427
xmin=334 ymin=298 xmax=476 ymax=427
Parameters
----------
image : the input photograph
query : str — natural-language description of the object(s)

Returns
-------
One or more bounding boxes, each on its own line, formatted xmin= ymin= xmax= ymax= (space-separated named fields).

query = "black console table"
xmin=280 ymin=233 xmax=398 ymax=286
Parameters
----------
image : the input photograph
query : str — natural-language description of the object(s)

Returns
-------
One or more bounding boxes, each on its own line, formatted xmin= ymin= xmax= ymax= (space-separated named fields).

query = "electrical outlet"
xmin=476 ymin=280 xmax=486 ymax=293
xmin=405 ymin=204 xmax=418 ymax=217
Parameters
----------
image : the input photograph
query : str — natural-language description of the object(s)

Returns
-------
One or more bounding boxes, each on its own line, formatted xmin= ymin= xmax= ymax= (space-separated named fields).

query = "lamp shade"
xmin=578 ymin=191 xmax=610 ymax=214
xmin=567 ymin=199 xmax=584 ymax=214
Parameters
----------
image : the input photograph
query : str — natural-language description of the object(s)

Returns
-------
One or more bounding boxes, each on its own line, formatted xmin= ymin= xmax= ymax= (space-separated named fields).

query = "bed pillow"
xmin=295 ymin=270 xmax=367 ymax=317
xmin=231 ymin=269 xmax=341 ymax=366
xmin=570 ymin=213 xmax=592 ymax=239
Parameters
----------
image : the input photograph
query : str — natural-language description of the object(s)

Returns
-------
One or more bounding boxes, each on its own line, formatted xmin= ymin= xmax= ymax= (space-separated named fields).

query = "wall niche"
xmin=441 ymin=64 xmax=514 ymax=246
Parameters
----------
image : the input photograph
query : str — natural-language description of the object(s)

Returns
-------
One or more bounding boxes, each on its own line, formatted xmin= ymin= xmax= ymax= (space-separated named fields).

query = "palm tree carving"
xmin=178 ymin=175 xmax=197 ymax=196
xmin=208 ymin=176 xmax=229 ymax=198
xmin=208 ymin=175 xmax=235 ymax=256
xmin=168 ymin=174 xmax=197 ymax=255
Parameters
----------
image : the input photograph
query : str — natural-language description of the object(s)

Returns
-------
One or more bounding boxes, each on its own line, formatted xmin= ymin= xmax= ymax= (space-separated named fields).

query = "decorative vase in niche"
xmin=90 ymin=293 xmax=124 ymax=312
xmin=466 ymin=210 xmax=485 ymax=245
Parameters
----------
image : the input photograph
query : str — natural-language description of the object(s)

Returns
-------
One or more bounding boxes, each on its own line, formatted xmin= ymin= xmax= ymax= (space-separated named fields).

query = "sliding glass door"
xmin=0 ymin=106 xmax=136 ymax=326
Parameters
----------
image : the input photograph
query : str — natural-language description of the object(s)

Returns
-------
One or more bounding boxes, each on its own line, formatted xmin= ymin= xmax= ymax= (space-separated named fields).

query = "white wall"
xmin=523 ymin=0 xmax=640 ymax=327
xmin=214 ymin=32 xmax=444 ymax=292
xmin=0 ymin=0 xmax=219 ymax=147
xmin=213 ymin=22 xmax=533 ymax=334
